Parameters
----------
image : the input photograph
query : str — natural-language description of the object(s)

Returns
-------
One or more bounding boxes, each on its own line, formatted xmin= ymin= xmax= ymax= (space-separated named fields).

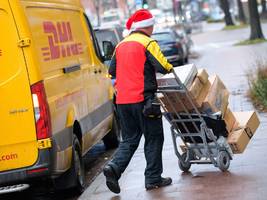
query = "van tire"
xmin=53 ymin=135 xmax=85 ymax=193
xmin=71 ymin=135 xmax=86 ymax=193
xmin=103 ymin=115 xmax=121 ymax=150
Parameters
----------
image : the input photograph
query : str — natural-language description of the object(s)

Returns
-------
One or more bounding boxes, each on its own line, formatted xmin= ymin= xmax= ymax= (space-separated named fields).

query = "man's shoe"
xmin=103 ymin=165 xmax=120 ymax=194
xmin=145 ymin=177 xmax=172 ymax=190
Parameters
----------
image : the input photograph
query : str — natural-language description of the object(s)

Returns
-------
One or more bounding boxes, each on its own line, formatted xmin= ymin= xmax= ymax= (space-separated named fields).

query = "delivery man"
xmin=104 ymin=9 xmax=173 ymax=194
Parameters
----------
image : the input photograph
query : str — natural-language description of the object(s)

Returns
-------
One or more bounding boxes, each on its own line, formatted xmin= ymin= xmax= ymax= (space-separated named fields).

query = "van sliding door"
xmin=0 ymin=1 xmax=38 ymax=172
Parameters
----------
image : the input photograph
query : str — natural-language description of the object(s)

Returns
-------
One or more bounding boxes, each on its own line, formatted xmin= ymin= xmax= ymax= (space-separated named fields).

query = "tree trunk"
xmin=94 ymin=0 xmax=101 ymax=26
xmin=237 ymin=0 xmax=247 ymax=24
xmin=219 ymin=0 xmax=235 ymax=26
xmin=248 ymin=0 xmax=265 ymax=40
xmin=112 ymin=0 xmax=118 ymax=8
xmin=124 ymin=0 xmax=131 ymax=17
xmin=262 ymin=0 xmax=267 ymax=17
xmin=172 ymin=0 xmax=178 ymax=24
xmin=147 ymin=0 xmax=157 ymax=8
xmin=262 ymin=0 xmax=266 ymax=12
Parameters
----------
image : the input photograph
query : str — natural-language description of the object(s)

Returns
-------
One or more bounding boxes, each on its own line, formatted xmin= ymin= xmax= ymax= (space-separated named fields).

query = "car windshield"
xmin=152 ymin=32 xmax=174 ymax=42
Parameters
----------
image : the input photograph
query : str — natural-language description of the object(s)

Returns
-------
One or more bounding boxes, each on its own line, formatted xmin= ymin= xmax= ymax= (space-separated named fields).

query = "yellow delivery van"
xmin=0 ymin=0 xmax=118 ymax=194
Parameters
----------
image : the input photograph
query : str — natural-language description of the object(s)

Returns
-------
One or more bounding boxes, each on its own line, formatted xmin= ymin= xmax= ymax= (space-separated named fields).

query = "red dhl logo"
xmin=41 ymin=21 xmax=83 ymax=61
xmin=0 ymin=49 xmax=2 ymax=56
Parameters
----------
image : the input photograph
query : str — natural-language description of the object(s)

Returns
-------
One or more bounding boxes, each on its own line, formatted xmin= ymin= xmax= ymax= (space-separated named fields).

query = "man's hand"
xmin=168 ymin=68 xmax=174 ymax=74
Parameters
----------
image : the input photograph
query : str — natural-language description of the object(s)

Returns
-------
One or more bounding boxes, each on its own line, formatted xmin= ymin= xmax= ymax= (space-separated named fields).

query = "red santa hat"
xmin=126 ymin=9 xmax=155 ymax=31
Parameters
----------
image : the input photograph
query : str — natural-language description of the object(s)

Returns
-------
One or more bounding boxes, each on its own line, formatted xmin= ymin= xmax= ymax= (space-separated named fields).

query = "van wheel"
xmin=53 ymin=135 xmax=85 ymax=193
xmin=103 ymin=115 xmax=121 ymax=150
xmin=71 ymin=135 xmax=85 ymax=193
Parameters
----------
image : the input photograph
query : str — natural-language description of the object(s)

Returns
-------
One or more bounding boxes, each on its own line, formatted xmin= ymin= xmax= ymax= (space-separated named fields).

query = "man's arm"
xmin=146 ymin=40 xmax=173 ymax=74
xmin=108 ymin=53 xmax=116 ymax=78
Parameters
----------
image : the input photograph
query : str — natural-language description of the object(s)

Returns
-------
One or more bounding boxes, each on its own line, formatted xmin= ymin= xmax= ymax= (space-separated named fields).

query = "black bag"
xmin=143 ymin=97 xmax=162 ymax=118
xmin=164 ymin=113 xmax=227 ymax=143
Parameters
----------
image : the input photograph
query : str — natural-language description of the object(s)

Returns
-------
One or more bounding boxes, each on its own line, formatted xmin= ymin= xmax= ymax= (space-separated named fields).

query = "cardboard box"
xmin=159 ymin=92 xmax=197 ymax=113
xmin=223 ymin=108 xmax=236 ymax=133
xmin=232 ymin=111 xmax=260 ymax=133
xmin=197 ymin=68 xmax=209 ymax=84
xmin=159 ymin=77 xmax=211 ymax=113
xmin=202 ymin=75 xmax=229 ymax=116
xmin=227 ymin=111 xmax=260 ymax=154
xmin=157 ymin=64 xmax=198 ymax=88
xmin=227 ymin=128 xmax=253 ymax=154
xmin=195 ymin=80 xmax=211 ymax=108
xmin=189 ymin=77 xmax=203 ymax=99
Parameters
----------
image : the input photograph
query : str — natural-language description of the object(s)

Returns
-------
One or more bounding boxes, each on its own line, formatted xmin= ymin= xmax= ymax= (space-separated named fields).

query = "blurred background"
xmin=82 ymin=0 xmax=222 ymax=29
xmin=80 ymin=0 xmax=260 ymax=30
xmin=81 ymin=0 xmax=267 ymax=68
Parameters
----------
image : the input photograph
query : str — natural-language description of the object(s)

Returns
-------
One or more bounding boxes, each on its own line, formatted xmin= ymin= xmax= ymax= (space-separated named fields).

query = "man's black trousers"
xmin=109 ymin=102 xmax=164 ymax=184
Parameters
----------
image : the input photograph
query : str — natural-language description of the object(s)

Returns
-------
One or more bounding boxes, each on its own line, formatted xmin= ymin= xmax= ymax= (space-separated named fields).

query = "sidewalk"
xmin=79 ymin=23 xmax=267 ymax=200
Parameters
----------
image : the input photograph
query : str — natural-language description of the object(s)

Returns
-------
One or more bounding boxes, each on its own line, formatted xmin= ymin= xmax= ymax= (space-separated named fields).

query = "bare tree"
xmin=124 ymin=0 xmax=131 ymax=16
xmin=94 ymin=0 xmax=101 ymax=26
xmin=219 ymin=0 xmax=235 ymax=26
xmin=147 ymin=0 xmax=157 ymax=8
xmin=172 ymin=0 xmax=178 ymax=24
xmin=261 ymin=0 xmax=267 ymax=17
xmin=112 ymin=0 xmax=118 ymax=8
xmin=237 ymin=0 xmax=246 ymax=24
xmin=248 ymin=0 xmax=265 ymax=40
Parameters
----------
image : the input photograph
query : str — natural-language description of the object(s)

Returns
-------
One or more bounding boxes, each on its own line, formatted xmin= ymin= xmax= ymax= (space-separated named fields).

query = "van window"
xmin=95 ymin=29 xmax=118 ymax=55
xmin=83 ymin=14 xmax=103 ymax=62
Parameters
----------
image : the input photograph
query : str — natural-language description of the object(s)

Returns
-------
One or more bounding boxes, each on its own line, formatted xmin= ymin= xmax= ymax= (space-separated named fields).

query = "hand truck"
xmin=157 ymin=70 xmax=233 ymax=172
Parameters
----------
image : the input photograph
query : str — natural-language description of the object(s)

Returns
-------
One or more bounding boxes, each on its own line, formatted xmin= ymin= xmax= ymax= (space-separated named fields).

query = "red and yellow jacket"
xmin=109 ymin=31 xmax=173 ymax=104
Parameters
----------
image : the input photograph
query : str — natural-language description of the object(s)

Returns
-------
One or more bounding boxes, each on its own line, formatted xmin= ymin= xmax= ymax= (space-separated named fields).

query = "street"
xmin=1 ymin=144 xmax=115 ymax=200
xmin=2 ymin=21 xmax=267 ymax=200
xmin=2 ymin=0 xmax=267 ymax=199
xmin=78 ymin=22 xmax=267 ymax=200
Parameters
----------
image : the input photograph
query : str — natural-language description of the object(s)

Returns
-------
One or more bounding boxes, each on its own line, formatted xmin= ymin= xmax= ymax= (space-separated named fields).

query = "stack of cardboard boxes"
xmin=157 ymin=65 xmax=211 ymax=112
xmin=157 ymin=64 xmax=260 ymax=154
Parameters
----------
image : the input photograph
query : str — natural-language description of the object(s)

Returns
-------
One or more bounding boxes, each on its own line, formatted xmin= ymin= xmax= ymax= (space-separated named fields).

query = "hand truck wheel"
xmin=217 ymin=150 xmax=230 ymax=172
xmin=178 ymin=152 xmax=192 ymax=172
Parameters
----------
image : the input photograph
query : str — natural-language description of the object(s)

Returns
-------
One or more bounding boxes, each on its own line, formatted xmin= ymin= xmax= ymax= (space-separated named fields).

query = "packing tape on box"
xmin=230 ymin=127 xmax=253 ymax=153
xmin=233 ymin=126 xmax=253 ymax=139
xmin=244 ymin=127 xmax=253 ymax=139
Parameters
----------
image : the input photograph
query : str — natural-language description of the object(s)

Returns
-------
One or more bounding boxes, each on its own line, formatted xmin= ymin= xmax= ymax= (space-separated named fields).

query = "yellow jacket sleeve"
xmin=146 ymin=40 xmax=173 ymax=74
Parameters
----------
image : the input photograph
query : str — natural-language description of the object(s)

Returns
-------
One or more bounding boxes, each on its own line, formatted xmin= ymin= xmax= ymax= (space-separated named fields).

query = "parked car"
xmin=0 ymin=0 xmax=119 ymax=194
xmin=174 ymin=27 xmax=193 ymax=61
xmin=94 ymin=25 xmax=124 ymax=58
xmin=209 ymin=7 xmax=224 ymax=22
xmin=152 ymin=29 xmax=188 ymax=67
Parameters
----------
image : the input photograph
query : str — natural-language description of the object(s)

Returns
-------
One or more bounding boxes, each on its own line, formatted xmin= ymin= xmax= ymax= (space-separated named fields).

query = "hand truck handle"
xmin=171 ymin=69 xmax=184 ymax=87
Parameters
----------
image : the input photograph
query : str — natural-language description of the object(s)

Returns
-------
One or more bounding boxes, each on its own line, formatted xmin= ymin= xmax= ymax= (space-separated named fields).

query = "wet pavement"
xmin=78 ymin=22 xmax=267 ymax=200
xmin=1 ymin=143 xmax=115 ymax=200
